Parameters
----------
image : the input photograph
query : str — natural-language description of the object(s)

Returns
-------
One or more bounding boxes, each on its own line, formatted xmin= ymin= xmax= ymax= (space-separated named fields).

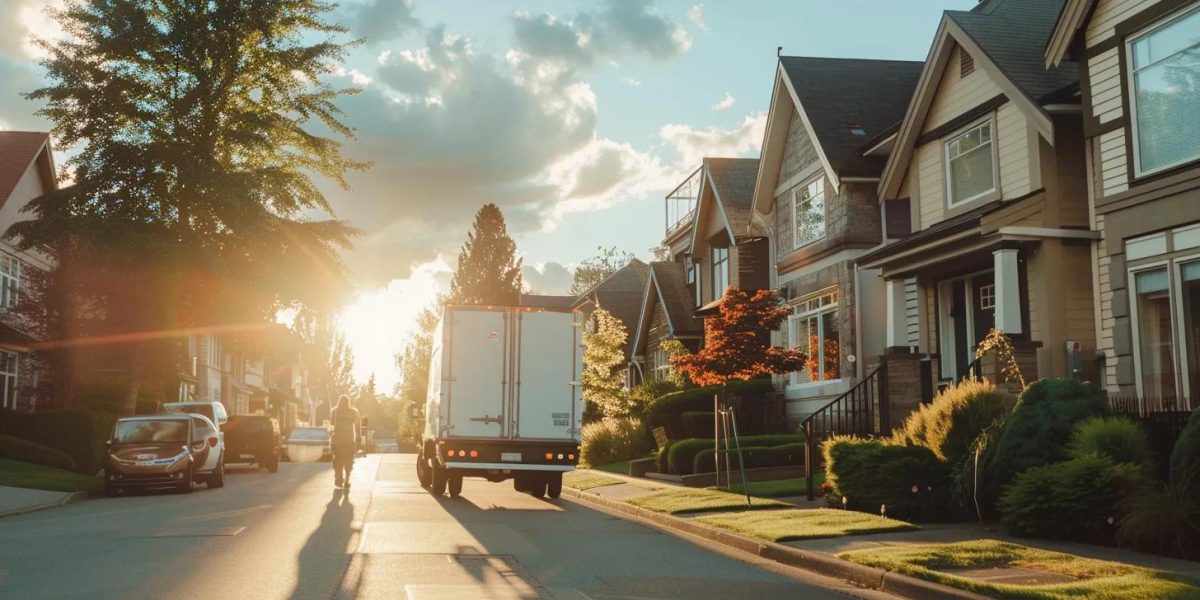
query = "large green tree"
xmin=11 ymin=0 xmax=365 ymax=411
xmin=448 ymin=204 xmax=522 ymax=305
xmin=293 ymin=308 xmax=355 ymax=410
xmin=395 ymin=306 xmax=438 ymax=449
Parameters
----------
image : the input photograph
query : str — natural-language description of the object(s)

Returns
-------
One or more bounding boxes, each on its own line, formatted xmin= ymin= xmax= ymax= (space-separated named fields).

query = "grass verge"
xmin=591 ymin=460 xmax=631 ymax=475
xmin=839 ymin=539 xmax=1200 ymax=600
xmin=0 ymin=458 xmax=103 ymax=493
xmin=718 ymin=474 xmax=825 ymax=499
xmin=697 ymin=508 xmax=916 ymax=542
xmin=627 ymin=488 xmax=789 ymax=515
xmin=563 ymin=470 xmax=625 ymax=490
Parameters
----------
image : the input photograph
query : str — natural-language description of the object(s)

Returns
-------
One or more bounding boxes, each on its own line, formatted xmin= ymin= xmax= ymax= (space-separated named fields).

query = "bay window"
xmin=1128 ymin=6 xmax=1200 ymax=176
xmin=945 ymin=119 xmax=996 ymax=206
xmin=787 ymin=290 xmax=840 ymax=385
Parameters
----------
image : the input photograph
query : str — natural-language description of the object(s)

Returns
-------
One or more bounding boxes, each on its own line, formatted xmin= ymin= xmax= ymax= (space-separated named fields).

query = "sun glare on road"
xmin=338 ymin=259 xmax=450 ymax=390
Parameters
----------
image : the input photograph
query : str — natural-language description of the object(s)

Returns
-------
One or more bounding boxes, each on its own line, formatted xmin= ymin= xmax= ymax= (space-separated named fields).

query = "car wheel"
xmin=265 ymin=454 xmax=279 ymax=473
xmin=178 ymin=466 xmax=196 ymax=494
xmin=416 ymin=452 xmax=432 ymax=488
xmin=104 ymin=473 xmax=121 ymax=497
xmin=448 ymin=473 xmax=463 ymax=498
xmin=431 ymin=463 xmax=447 ymax=496
xmin=547 ymin=474 xmax=562 ymax=499
xmin=208 ymin=458 xmax=225 ymax=488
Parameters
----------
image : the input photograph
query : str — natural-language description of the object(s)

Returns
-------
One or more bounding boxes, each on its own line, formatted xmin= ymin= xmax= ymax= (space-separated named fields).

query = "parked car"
xmin=282 ymin=426 xmax=331 ymax=463
xmin=162 ymin=401 xmax=229 ymax=428
xmin=104 ymin=414 xmax=225 ymax=495
xmin=222 ymin=415 xmax=280 ymax=472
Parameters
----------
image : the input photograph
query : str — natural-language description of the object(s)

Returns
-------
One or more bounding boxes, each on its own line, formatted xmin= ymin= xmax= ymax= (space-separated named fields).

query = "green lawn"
xmin=591 ymin=460 xmax=631 ymax=475
xmin=0 ymin=459 xmax=103 ymax=493
xmin=563 ymin=470 xmax=625 ymax=490
xmin=716 ymin=474 xmax=825 ymax=499
xmin=627 ymin=488 xmax=789 ymax=515
xmin=839 ymin=539 xmax=1200 ymax=600
xmin=697 ymin=508 xmax=917 ymax=542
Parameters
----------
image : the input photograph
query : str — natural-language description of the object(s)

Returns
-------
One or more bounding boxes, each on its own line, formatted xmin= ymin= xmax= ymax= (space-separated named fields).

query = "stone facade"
xmin=778 ymin=260 xmax=858 ymax=384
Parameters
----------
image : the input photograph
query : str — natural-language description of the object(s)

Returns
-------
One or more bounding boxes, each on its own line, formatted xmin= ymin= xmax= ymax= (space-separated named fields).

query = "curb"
xmin=563 ymin=486 xmax=987 ymax=600
xmin=0 ymin=490 xmax=91 ymax=520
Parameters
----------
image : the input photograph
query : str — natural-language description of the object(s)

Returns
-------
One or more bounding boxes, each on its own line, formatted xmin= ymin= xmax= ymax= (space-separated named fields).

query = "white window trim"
xmin=944 ymin=116 xmax=999 ymax=208
xmin=1126 ymin=4 xmax=1200 ymax=179
xmin=711 ymin=246 xmax=729 ymax=299
xmin=1128 ymin=259 xmax=1177 ymax=401
xmin=0 ymin=349 xmax=18 ymax=411
xmin=786 ymin=289 xmax=840 ymax=388
xmin=790 ymin=175 xmax=826 ymax=250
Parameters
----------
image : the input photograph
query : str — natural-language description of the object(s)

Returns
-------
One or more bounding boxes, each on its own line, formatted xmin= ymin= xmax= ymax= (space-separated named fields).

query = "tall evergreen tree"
xmin=10 ymin=0 xmax=365 ymax=411
xmin=582 ymin=308 xmax=629 ymax=420
xmin=448 ymin=204 xmax=523 ymax=305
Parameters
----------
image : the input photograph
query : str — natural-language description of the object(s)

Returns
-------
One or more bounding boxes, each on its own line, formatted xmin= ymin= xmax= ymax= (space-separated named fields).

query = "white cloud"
xmin=622 ymin=77 xmax=642 ymax=87
xmin=660 ymin=111 xmax=767 ymax=167
xmin=511 ymin=0 xmax=691 ymax=71
xmin=711 ymin=91 xmax=734 ymax=111
xmin=687 ymin=4 xmax=707 ymax=30
xmin=344 ymin=0 xmax=420 ymax=46
xmin=522 ymin=262 xmax=575 ymax=295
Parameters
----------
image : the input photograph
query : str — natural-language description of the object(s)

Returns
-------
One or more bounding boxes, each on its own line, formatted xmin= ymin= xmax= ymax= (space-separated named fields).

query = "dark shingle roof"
xmin=779 ymin=57 xmax=924 ymax=178
xmin=649 ymin=262 xmax=703 ymax=336
xmin=948 ymin=0 xmax=1078 ymax=101
xmin=0 ymin=131 xmax=50 ymax=207
xmin=704 ymin=158 xmax=759 ymax=236
xmin=577 ymin=259 xmax=650 ymax=357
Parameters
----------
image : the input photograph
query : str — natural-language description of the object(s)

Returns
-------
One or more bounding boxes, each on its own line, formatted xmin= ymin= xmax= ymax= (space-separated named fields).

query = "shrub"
xmin=891 ymin=378 xmax=1012 ymax=463
xmin=646 ymin=378 xmax=773 ymax=440
xmin=0 ymin=434 xmax=78 ymax=471
xmin=693 ymin=446 xmax=784 ymax=474
xmin=666 ymin=434 xmax=805 ymax=475
xmin=1067 ymin=416 xmax=1152 ymax=469
xmin=0 ymin=408 xmax=117 ymax=474
xmin=774 ymin=442 xmax=806 ymax=465
xmin=680 ymin=411 xmax=715 ymax=438
xmin=1118 ymin=466 xmax=1200 ymax=560
xmin=978 ymin=378 xmax=1106 ymax=510
xmin=1170 ymin=408 xmax=1200 ymax=486
xmin=822 ymin=436 xmax=953 ymax=521
xmin=656 ymin=442 xmax=672 ymax=473
xmin=998 ymin=453 xmax=1142 ymax=544
xmin=580 ymin=417 xmax=654 ymax=467
xmin=627 ymin=379 xmax=679 ymax=420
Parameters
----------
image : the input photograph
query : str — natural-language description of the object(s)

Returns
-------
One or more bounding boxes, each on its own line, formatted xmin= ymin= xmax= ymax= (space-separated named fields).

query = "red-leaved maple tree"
xmin=671 ymin=288 xmax=805 ymax=386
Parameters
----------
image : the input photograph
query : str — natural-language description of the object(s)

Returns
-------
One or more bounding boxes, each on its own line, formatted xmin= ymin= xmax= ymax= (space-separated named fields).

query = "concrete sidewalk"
xmin=0 ymin=485 xmax=88 ymax=518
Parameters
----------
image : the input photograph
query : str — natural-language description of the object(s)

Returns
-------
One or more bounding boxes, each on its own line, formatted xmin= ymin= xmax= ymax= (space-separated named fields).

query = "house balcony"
xmin=664 ymin=166 xmax=702 ymax=243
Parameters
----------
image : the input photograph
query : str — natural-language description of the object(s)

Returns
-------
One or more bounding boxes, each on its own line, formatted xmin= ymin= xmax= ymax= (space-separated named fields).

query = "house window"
xmin=1133 ymin=268 xmax=1177 ymax=398
xmin=688 ymin=264 xmax=701 ymax=306
xmin=979 ymin=284 xmax=996 ymax=311
xmin=711 ymin=246 xmax=729 ymax=298
xmin=945 ymin=119 xmax=996 ymax=206
xmin=1128 ymin=6 xmax=1200 ymax=176
xmin=1181 ymin=260 xmax=1200 ymax=404
xmin=0 ymin=350 xmax=18 ymax=410
xmin=791 ymin=177 xmax=826 ymax=249
xmin=0 ymin=254 xmax=21 ymax=308
xmin=787 ymin=290 xmax=840 ymax=385
xmin=651 ymin=346 xmax=672 ymax=381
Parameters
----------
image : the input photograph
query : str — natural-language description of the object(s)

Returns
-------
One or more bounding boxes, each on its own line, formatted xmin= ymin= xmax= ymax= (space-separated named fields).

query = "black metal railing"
xmin=800 ymin=366 xmax=890 ymax=500
xmin=961 ymin=355 xmax=983 ymax=382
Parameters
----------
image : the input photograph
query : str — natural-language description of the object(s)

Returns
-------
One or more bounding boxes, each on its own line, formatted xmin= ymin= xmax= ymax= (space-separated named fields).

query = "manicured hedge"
xmin=822 ymin=436 xmax=953 ymax=521
xmin=0 ymin=409 xmax=118 ymax=474
xmin=646 ymin=379 xmax=772 ymax=440
xmin=998 ymin=453 xmax=1141 ymax=544
xmin=680 ymin=411 xmax=715 ymax=439
xmin=1067 ymin=416 xmax=1152 ymax=470
xmin=667 ymin=434 xmax=805 ymax=475
xmin=1170 ymin=408 xmax=1200 ymax=486
xmin=694 ymin=446 xmax=780 ymax=474
xmin=0 ymin=434 xmax=78 ymax=471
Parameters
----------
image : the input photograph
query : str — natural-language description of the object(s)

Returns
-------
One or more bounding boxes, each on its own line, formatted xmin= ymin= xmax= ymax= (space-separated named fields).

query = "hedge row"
xmin=0 ymin=409 xmax=117 ymax=474
xmin=646 ymin=379 xmax=772 ymax=440
xmin=667 ymin=434 xmax=805 ymax=475
xmin=692 ymin=442 xmax=806 ymax=474
xmin=0 ymin=434 xmax=78 ymax=471
xmin=822 ymin=436 xmax=953 ymax=521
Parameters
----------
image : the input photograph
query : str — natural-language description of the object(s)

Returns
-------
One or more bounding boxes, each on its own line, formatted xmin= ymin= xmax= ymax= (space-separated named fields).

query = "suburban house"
xmin=1046 ymin=0 xmax=1200 ymax=407
xmin=749 ymin=56 xmax=923 ymax=421
xmin=178 ymin=333 xmax=270 ymax=416
xmin=858 ymin=0 xmax=1098 ymax=391
xmin=689 ymin=158 xmax=770 ymax=313
xmin=0 ymin=131 xmax=58 ymax=412
xmin=629 ymin=262 xmax=705 ymax=385
xmin=572 ymin=259 xmax=650 ymax=378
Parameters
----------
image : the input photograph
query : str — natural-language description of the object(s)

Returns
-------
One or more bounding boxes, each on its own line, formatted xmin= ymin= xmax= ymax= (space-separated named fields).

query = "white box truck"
xmin=416 ymin=305 xmax=583 ymax=498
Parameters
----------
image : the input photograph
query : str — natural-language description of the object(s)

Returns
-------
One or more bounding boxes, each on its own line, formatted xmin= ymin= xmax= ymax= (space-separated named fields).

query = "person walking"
xmin=330 ymin=394 xmax=361 ymax=489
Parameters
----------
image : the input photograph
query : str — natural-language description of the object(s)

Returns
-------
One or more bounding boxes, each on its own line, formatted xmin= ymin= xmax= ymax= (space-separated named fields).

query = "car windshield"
xmin=289 ymin=427 xmax=329 ymax=441
xmin=113 ymin=420 xmax=188 ymax=444
xmin=164 ymin=403 xmax=214 ymax=421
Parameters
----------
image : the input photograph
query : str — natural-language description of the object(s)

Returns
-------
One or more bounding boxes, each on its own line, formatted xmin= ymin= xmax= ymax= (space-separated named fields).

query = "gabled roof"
xmin=1045 ymin=0 xmax=1091 ymax=69
xmin=518 ymin=294 xmax=577 ymax=309
xmin=689 ymin=157 xmax=762 ymax=248
xmin=629 ymin=261 xmax=703 ymax=357
xmin=0 ymin=131 xmax=55 ymax=207
xmin=574 ymin=259 xmax=649 ymax=358
xmin=779 ymin=57 xmax=925 ymax=178
xmin=753 ymin=57 xmax=923 ymax=216
xmin=879 ymin=0 xmax=1079 ymax=200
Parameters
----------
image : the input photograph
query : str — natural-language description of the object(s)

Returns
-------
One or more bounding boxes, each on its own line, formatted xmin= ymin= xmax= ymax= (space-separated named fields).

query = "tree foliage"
xmin=448 ymin=204 xmax=522 ymax=305
xmin=293 ymin=308 xmax=354 ymax=408
xmin=395 ymin=306 xmax=439 ymax=449
xmin=583 ymin=308 xmax=630 ymax=420
xmin=571 ymin=246 xmax=636 ymax=295
xmin=670 ymin=288 xmax=804 ymax=387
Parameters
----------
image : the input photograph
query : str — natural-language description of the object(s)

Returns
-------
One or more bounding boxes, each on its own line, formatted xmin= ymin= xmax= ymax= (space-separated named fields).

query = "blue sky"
xmin=0 ymin=0 xmax=976 ymax=388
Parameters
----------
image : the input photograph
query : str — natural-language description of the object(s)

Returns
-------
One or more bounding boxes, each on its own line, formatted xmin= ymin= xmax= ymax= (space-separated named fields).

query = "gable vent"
xmin=960 ymin=50 xmax=975 ymax=78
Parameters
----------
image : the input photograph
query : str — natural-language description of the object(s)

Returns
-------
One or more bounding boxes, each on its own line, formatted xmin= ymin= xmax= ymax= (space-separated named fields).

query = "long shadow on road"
xmin=288 ymin=488 xmax=355 ymax=600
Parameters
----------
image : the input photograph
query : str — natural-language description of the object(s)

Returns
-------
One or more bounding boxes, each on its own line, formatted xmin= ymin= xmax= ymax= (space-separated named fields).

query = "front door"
xmin=939 ymin=271 xmax=997 ymax=380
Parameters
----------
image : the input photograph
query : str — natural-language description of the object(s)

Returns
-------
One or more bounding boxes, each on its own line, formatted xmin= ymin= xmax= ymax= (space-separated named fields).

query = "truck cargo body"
xmin=418 ymin=305 xmax=582 ymax=498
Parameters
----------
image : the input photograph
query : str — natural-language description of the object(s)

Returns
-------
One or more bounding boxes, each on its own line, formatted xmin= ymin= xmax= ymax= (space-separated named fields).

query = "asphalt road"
xmin=0 ymin=454 xmax=866 ymax=600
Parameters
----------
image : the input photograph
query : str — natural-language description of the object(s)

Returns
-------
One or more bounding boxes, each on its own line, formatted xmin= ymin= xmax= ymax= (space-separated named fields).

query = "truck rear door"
xmin=445 ymin=308 xmax=509 ymax=439
xmin=514 ymin=310 xmax=581 ymax=440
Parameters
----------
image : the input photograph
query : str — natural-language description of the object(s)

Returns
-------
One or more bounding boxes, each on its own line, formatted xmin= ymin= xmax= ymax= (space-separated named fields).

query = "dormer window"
xmin=945 ymin=118 xmax=997 ymax=207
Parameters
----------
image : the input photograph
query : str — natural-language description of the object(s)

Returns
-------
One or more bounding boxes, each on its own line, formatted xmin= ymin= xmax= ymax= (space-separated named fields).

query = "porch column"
xmin=993 ymin=248 xmax=1023 ymax=335
xmin=886 ymin=279 xmax=908 ymax=349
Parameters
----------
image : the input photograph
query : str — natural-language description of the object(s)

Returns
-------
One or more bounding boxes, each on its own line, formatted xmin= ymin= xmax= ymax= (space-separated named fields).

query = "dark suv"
xmin=222 ymin=415 xmax=280 ymax=472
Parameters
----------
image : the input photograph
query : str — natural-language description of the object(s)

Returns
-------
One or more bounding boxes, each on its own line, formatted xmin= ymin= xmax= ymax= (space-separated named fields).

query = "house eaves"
xmin=1045 ymin=0 xmax=1092 ymax=69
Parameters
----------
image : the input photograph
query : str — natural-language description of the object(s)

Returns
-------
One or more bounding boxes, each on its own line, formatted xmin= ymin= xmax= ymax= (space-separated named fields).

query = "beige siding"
xmin=916 ymin=142 xmax=945 ymax=227
xmin=1062 ymin=244 xmax=1097 ymax=354
xmin=1088 ymin=48 xmax=1124 ymax=124
xmin=996 ymin=104 xmax=1032 ymax=199
xmin=922 ymin=45 xmax=1003 ymax=134
xmin=1095 ymin=214 xmax=1119 ymax=389
xmin=1099 ymin=128 xmax=1129 ymax=196
xmin=1086 ymin=0 xmax=1161 ymax=47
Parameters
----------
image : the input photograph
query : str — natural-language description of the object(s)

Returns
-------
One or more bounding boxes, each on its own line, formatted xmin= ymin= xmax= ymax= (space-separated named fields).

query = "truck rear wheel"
xmin=416 ymin=452 xmax=432 ymax=488
xmin=448 ymin=474 xmax=463 ymax=497
xmin=530 ymin=479 xmax=547 ymax=499
xmin=547 ymin=473 xmax=562 ymax=499
xmin=431 ymin=463 xmax=447 ymax=496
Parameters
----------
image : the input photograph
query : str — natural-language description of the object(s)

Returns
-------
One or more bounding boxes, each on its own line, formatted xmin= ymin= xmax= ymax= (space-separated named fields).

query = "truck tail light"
xmin=545 ymin=452 xmax=553 ymax=460
xmin=469 ymin=450 xmax=478 ymax=458
xmin=457 ymin=450 xmax=465 ymax=457
xmin=446 ymin=449 xmax=454 ymax=457
xmin=568 ymin=453 xmax=575 ymax=460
